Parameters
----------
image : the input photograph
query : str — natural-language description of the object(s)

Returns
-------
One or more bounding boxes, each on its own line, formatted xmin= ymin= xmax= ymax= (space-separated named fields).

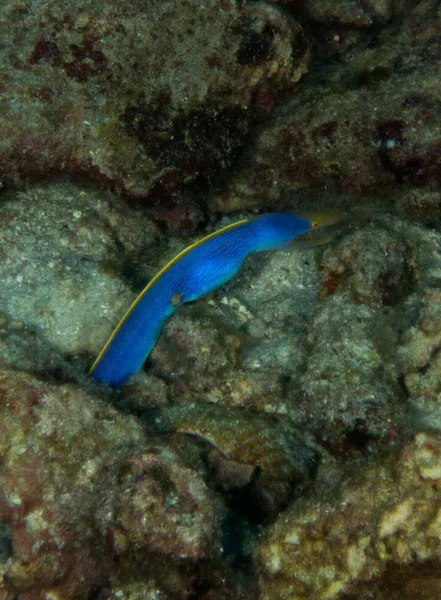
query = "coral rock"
xmin=290 ymin=219 xmax=422 ymax=451
xmin=0 ymin=0 xmax=308 ymax=200
xmin=257 ymin=433 xmax=441 ymax=599
xmin=0 ymin=369 xmax=222 ymax=598
xmin=97 ymin=448 xmax=220 ymax=561
xmin=210 ymin=2 xmax=441 ymax=212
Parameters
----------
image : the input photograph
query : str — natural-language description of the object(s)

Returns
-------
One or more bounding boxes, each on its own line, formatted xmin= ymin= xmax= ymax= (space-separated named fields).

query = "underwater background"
xmin=1 ymin=0 xmax=441 ymax=598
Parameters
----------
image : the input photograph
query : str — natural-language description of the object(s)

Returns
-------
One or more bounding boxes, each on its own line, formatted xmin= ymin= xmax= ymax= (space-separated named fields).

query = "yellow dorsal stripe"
xmin=89 ymin=218 xmax=250 ymax=374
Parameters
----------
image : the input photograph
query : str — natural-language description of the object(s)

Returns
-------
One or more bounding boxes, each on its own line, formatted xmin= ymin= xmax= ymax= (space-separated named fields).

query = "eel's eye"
xmin=311 ymin=220 xmax=319 ymax=229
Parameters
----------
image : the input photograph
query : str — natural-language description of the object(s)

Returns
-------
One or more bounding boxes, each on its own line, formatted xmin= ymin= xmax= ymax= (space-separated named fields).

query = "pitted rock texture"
xmin=0 ymin=369 xmax=223 ymax=599
xmin=257 ymin=432 xmax=441 ymax=600
xmin=0 ymin=0 xmax=308 ymax=200
xmin=210 ymin=1 xmax=441 ymax=213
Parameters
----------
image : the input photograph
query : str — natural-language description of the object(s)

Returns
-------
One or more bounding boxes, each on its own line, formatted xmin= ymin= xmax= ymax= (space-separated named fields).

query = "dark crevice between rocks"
xmin=221 ymin=469 xmax=290 ymax=525
xmin=397 ymin=373 xmax=409 ymax=398
xmin=88 ymin=582 xmax=110 ymax=600
xmin=220 ymin=509 xmax=259 ymax=577
xmin=344 ymin=422 xmax=375 ymax=457
xmin=318 ymin=419 xmax=376 ymax=459
xmin=0 ymin=524 xmax=12 ymax=564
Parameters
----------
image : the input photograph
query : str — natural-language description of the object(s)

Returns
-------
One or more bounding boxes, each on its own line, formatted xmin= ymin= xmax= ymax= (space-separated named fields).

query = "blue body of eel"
xmin=90 ymin=213 xmax=335 ymax=388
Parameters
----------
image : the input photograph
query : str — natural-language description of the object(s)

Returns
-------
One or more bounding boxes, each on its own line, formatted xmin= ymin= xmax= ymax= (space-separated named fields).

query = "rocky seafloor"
xmin=1 ymin=1 xmax=441 ymax=599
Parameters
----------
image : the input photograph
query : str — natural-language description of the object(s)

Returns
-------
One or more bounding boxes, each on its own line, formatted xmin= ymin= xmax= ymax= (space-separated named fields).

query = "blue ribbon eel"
xmin=89 ymin=212 xmax=341 ymax=388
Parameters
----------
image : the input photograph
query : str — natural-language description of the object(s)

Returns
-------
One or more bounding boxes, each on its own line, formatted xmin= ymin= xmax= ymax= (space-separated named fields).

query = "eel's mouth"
xmin=291 ymin=212 xmax=346 ymax=248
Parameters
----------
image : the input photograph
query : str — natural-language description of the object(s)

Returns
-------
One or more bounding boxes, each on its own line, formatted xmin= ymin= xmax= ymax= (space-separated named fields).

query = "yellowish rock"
xmin=257 ymin=433 xmax=441 ymax=599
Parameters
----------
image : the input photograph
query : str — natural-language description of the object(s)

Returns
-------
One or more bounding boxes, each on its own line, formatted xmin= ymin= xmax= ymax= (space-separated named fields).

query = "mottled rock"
xmin=97 ymin=447 xmax=220 ymax=561
xmin=151 ymin=308 xmax=243 ymax=396
xmin=0 ymin=369 xmax=143 ymax=597
xmin=0 ymin=0 xmax=308 ymax=200
xmin=0 ymin=181 xmax=158 ymax=378
xmin=0 ymin=369 xmax=222 ymax=599
xmin=294 ymin=294 xmax=406 ymax=451
xmin=288 ymin=219 xmax=419 ymax=451
xmin=2 ymin=178 xmax=441 ymax=596
xmin=210 ymin=2 xmax=441 ymax=212
xmin=397 ymin=224 xmax=441 ymax=432
xmin=257 ymin=432 xmax=441 ymax=600
xmin=319 ymin=223 xmax=414 ymax=307
xmin=119 ymin=373 xmax=169 ymax=412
